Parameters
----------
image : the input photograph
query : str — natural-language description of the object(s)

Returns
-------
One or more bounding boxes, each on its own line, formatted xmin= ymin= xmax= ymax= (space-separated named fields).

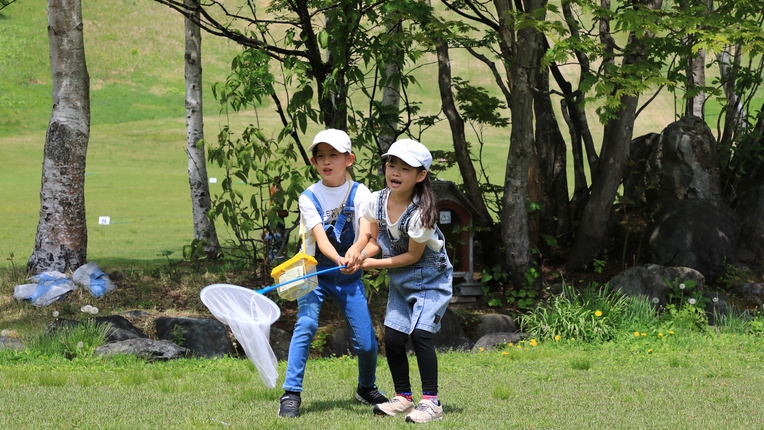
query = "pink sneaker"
xmin=373 ymin=395 xmax=416 ymax=416
xmin=405 ymin=399 xmax=443 ymax=423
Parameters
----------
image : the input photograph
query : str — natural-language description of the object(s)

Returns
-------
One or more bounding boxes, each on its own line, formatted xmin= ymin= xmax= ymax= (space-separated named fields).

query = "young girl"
xmin=353 ymin=138 xmax=453 ymax=423
xmin=279 ymin=129 xmax=388 ymax=418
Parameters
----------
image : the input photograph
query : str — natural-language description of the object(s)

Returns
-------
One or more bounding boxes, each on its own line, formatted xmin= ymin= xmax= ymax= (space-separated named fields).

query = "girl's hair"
xmin=414 ymin=170 xmax=438 ymax=229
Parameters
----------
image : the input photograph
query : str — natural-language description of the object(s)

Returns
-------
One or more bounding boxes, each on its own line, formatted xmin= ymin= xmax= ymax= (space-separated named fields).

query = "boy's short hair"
xmin=308 ymin=129 xmax=352 ymax=154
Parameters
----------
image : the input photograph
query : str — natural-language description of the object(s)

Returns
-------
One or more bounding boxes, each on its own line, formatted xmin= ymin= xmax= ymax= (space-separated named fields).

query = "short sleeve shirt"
xmin=359 ymin=190 xmax=444 ymax=252
xmin=299 ymin=180 xmax=371 ymax=256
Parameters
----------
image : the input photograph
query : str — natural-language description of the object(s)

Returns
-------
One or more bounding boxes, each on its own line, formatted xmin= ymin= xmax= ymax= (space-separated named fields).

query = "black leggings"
xmin=384 ymin=327 xmax=438 ymax=394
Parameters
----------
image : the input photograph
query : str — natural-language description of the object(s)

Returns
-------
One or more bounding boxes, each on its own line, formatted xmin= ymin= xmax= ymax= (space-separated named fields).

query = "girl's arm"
xmin=362 ymin=237 xmax=426 ymax=270
xmin=342 ymin=218 xmax=374 ymax=273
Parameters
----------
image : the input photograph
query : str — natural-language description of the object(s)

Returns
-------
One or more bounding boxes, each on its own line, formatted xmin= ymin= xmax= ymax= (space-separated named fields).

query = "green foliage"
xmin=663 ymin=277 xmax=707 ymax=309
xmin=168 ymin=324 xmax=186 ymax=347
xmin=519 ymin=282 xmax=629 ymax=343
xmin=28 ymin=318 xmax=112 ymax=360
xmin=661 ymin=303 xmax=708 ymax=333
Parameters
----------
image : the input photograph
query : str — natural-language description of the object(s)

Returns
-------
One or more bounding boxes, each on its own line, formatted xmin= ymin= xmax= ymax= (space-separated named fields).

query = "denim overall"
xmin=375 ymin=188 xmax=453 ymax=334
xmin=283 ymin=181 xmax=379 ymax=392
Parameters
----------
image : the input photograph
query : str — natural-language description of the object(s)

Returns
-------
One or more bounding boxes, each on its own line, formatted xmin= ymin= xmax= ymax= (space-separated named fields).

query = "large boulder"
xmin=472 ymin=314 xmax=518 ymax=342
xmin=94 ymin=338 xmax=189 ymax=361
xmin=154 ymin=316 xmax=235 ymax=358
xmin=46 ymin=315 xmax=148 ymax=343
xmin=644 ymin=116 xmax=721 ymax=204
xmin=735 ymin=185 xmax=764 ymax=262
xmin=623 ymin=132 xmax=660 ymax=207
xmin=648 ymin=199 xmax=738 ymax=279
xmin=608 ymin=264 xmax=705 ymax=307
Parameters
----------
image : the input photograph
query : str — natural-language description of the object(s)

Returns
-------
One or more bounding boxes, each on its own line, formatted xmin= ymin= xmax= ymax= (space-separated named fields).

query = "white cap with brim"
xmin=308 ymin=129 xmax=352 ymax=154
xmin=381 ymin=138 xmax=432 ymax=170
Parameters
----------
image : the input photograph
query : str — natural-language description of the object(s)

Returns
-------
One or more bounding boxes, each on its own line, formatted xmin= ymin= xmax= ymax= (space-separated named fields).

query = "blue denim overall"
xmin=283 ymin=181 xmax=379 ymax=393
xmin=375 ymin=189 xmax=453 ymax=334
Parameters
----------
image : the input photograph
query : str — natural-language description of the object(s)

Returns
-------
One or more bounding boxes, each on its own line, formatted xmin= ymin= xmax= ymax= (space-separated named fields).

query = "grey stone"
xmin=0 ymin=335 xmax=24 ymax=351
xmin=269 ymin=327 xmax=290 ymax=361
xmin=46 ymin=315 xmax=148 ymax=343
xmin=154 ymin=316 xmax=234 ymax=358
xmin=735 ymin=185 xmax=764 ymax=262
xmin=473 ymin=314 xmax=518 ymax=341
xmin=608 ymin=264 xmax=705 ymax=307
xmin=648 ymin=199 xmax=738 ymax=279
xmin=94 ymin=338 xmax=189 ymax=361
xmin=472 ymin=332 xmax=523 ymax=352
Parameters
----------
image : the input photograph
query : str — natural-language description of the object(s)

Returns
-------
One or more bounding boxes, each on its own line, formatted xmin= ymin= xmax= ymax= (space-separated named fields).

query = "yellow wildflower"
xmin=517 ymin=345 xmax=522 ymax=349
xmin=501 ymin=351 xmax=509 ymax=356
xmin=669 ymin=330 xmax=674 ymax=335
xmin=647 ymin=348 xmax=653 ymax=354
xmin=641 ymin=332 xmax=647 ymax=337
xmin=530 ymin=339 xmax=538 ymax=347
xmin=554 ymin=335 xmax=561 ymax=341
xmin=595 ymin=310 xmax=603 ymax=317
xmin=634 ymin=331 xmax=640 ymax=337
xmin=570 ymin=337 xmax=575 ymax=341
xmin=508 ymin=342 xmax=514 ymax=347
xmin=479 ymin=347 xmax=485 ymax=352
xmin=658 ymin=333 xmax=663 ymax=338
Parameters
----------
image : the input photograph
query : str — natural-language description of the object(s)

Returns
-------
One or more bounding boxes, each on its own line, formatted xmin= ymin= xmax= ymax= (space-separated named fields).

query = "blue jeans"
xmin=282 ymin=267 xmax=379 ymax=392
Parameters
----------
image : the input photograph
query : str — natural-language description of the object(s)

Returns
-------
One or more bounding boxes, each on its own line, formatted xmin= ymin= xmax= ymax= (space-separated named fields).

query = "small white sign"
xmin=98 ymin=216 xmax=111 ymax=225
xmin=439 ymin=210 xmax=452 ymax=224
xmin=209 ymin=177 xmax=217 ymax=183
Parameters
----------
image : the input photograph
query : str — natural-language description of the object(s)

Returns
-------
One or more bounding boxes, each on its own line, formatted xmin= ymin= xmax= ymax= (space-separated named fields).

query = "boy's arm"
xmin=312 ymin=224 xmax=342 ymax=266
xmin=362 ymin=238 xmax=426 ymax=270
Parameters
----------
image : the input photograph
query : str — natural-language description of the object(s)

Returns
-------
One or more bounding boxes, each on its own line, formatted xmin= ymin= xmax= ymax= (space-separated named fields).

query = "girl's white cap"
xmin=382 ymin=139 xmax=432 ymax=170
xmin=308 ymin=129 xmax=352 ymax=154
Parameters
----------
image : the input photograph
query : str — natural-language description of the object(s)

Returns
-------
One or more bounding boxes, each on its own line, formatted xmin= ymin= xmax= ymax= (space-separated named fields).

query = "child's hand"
xmin=342 ymin=249 xmax=363 ymax=273
xmin=338 ymin=255 xmax=360 ymax=274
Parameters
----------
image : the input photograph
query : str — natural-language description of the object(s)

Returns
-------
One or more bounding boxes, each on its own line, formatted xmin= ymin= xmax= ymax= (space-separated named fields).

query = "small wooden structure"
xmin=432 ymin=180 xmax=485 ymax=303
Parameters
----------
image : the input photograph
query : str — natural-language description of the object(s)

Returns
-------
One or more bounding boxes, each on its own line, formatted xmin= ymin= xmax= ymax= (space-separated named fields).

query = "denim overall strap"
xmin=332 ymin=181 xmax=358 ymax=243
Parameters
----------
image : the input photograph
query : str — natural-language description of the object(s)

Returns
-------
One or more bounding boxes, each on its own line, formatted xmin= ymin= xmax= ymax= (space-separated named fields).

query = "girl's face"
xmin=385 ymin=156 xmax=427 ymax=194
xmin=311 ymin=143 xmax=354 ymax=186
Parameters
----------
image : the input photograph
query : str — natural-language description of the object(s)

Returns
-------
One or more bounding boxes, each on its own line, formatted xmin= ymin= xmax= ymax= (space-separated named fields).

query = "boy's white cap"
xmin=382 ymin=138 xmax=432 ymax=170
xmin=308 ymin=129 xmax=352 ymax=154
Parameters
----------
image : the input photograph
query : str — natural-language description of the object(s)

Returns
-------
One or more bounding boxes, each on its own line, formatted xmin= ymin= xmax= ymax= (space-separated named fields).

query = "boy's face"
xmin=311 ymin=143 xmax=355 ymax=186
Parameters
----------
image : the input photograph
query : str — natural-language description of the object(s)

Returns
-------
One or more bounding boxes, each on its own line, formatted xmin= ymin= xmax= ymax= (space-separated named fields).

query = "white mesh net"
xmin=200 ymin=284 xmax=281 ymax=388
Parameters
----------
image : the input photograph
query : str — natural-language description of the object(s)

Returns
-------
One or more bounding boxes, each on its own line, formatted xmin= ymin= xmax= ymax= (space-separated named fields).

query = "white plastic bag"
xmin=72 ymin=262 xmax=115 ymax=297
xmin=14 ymin=271 xmax=78 ymax=307
xmin=200 ymin=284 xmax=281 ymax=388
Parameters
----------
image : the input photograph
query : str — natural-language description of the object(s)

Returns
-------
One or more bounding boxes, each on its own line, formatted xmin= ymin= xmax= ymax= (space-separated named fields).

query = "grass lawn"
xmin=1 ymin=333 xmax=762 ymax=429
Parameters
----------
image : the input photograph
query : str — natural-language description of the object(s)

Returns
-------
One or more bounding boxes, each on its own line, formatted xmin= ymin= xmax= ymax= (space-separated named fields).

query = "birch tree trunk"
xmin=27 ymin=0 xmax=90 ymax=275
xmin=184 ymin=0 xmax=220 ymax=258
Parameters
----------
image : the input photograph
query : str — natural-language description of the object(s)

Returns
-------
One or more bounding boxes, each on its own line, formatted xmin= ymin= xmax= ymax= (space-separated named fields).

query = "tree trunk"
xmin=567 ymin=0 xmax=662 ymax=270
xmin=533 ymin=50 xmax=571 ymax=247
xmin=500 ymin=0 xmax=547 ymax=290
xmin=184 ymin=0 xmax=220 ymax=259
xmin=28 ymin=0 xmax=90 ymax=275
xmin=435 ymin=38 xmax=492 ymax=223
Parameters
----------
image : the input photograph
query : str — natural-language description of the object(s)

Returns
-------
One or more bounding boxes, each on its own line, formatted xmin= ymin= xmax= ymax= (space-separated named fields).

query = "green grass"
xmin=1 ymin=334 xmax=764 ymax=428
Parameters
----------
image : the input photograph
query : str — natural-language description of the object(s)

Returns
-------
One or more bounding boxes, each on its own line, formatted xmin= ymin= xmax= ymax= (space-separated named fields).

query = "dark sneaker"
xmin=278 ymin=393 xmax=301 ymax=418
xmin=355 ymin=385 xmax=389 ymax=405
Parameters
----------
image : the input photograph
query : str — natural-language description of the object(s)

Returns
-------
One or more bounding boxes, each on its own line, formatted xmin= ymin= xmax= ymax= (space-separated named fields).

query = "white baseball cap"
xmin=308 ymin=129 xmax=352 ymax=154
xmin=382 ymin=138 xmax=432 ymax=170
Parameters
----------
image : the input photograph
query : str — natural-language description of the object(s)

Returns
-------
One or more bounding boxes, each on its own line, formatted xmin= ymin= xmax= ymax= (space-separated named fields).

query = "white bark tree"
xmin=184 ymin=0 xmax=220 ymax=258
xmin=27 ymin=0 xmax=90 ymax=275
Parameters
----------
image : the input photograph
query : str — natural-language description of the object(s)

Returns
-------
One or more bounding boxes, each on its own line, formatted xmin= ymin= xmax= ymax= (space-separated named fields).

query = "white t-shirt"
xmin=299 ymin=180 xmax=371 ymax=256
xmin=359 ymin=190 xmax=444 ymax=252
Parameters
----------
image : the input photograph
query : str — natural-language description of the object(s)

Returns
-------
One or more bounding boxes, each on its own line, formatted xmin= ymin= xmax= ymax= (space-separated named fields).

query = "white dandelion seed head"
xmin=679 ymin=283 xmax=685 ymax=290
xmin=77 ymin=341 xmax=84 ymax=349
xmin=688 ymin=298 xmax=696 ymax=305
xmin=713 ymin=297 xmax=718 ymax=303
xmin=90 ymin=307 xmax=99 ymax=315
xmin=652 ymin=297 xmax=660 ymax=304
xmin=81 ymin=305 xmax=92 ymax=313
xmin=52 ymin=311 xmax=59 ymax=318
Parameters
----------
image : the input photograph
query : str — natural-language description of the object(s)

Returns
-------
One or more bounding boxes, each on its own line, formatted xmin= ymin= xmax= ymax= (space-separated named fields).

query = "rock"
xmin=269 ymin=327 xmax=290 ymax=361
xmin=648 ymin=199 xmax=738 ymax=279
xmin=94 ymin=338 xmax=189 ymax=361
xmin=472 ymin=332 xmax=523 ymax=351
xmin=46 ymin=315 xmax=148 ymax=343
xmin=432 ymin=308 xmax=472 ymax=351
xmin=0 ymin=335 xmax=24 ymax=351
xmin=608 ymin=264 xmax=705 ymax=307
xmin=154 ymin=316 xmax=234 ymax=358
xmin=732 ymin=283 xmax=764 ymax=306
xmin=623 ymin=132 xmax=660 ymax=207
xmin=735 ymin=185 xmax=764 ymax=262
xmin=645 ymin=116 xmax=721 ymax=203
xmin=473 ymin=314 xmax=518 ymax=341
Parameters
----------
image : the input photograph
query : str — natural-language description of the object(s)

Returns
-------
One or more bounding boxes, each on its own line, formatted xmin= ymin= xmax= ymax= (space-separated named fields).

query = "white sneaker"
xmin=405 ymin=399 xmax=443 ymax=423
xmin=373 ymin=395 xmax=416 ymax=416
